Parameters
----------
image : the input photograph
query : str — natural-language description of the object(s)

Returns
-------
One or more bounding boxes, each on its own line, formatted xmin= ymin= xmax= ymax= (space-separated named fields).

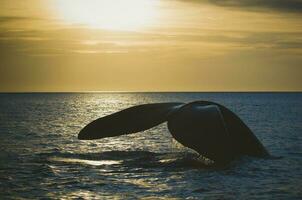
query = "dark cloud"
xmin=275 ymin=41 xmax=302 ymax=49
xmin=0 ymin=16 xmax=41 ymax=23
xmin=181 ymin=0 xmax=302 ymax=13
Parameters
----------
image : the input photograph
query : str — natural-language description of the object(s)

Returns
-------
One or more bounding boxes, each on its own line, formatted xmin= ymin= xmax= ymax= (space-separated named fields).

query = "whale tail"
xmin=78 ymin=102 xmax=184 ymax=140
xmin=167 ymin=101 xmax=269 ymax=164
xmin=78 ymin=101 xmax=269 ymax=164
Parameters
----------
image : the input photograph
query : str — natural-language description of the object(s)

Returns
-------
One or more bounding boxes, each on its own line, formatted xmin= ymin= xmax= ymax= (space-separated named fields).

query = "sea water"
xmin=0 ymin=92 xmax=301 ymax=199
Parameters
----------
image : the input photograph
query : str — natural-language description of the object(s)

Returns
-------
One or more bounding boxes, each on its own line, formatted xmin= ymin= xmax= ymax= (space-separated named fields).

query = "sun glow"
xmin=54 ymin=0 xmax=159 ymax=31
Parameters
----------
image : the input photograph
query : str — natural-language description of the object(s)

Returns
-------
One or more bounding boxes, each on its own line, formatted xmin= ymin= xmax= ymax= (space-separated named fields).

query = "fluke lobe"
xmin=78 ymin=101 xmax=269 ymax=165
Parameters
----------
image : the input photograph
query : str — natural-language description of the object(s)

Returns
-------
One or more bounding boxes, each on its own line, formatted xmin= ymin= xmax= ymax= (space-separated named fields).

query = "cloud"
xmin=0 ymin=26 xmax=301 ymax=59
xmin=0 ymin=28 xmax=134 ymax=56
xmin=180 ymin=0 xmax=302 ymax=13
xmin=0 ymin=16 xmax=41 ymax=23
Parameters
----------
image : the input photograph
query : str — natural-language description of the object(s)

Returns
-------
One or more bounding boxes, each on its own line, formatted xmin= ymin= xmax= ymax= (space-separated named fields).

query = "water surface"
xmin=0 ymin=93 xmax=301 ymax=199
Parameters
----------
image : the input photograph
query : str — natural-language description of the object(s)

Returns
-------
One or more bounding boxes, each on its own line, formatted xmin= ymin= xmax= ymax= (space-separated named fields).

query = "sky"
xmin=0 ymin=0 xmax=301 ymax=92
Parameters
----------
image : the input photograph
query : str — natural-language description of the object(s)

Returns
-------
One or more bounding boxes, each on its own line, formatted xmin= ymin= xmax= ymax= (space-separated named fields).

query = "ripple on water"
xmin=1 ymin=93 xmax=301 ymax=199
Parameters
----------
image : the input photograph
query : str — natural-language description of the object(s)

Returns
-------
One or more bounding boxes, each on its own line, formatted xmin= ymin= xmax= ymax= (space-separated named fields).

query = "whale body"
xmin=78 ymin=101 xmax=269 ymax=165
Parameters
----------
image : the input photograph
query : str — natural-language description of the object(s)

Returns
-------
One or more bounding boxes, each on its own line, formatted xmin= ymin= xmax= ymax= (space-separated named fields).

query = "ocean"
xmin=0 ymin=92 xmax=301 ymax=199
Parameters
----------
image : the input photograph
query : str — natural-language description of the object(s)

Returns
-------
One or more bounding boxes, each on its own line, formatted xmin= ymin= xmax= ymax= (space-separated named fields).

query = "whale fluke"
xmin=78 ymin=102 xmax=184 ymax=140
xmin=167 ymin=103 xmax=235 ymax=164
xmin=78 ymin=101 xmax=269 ymax=165
xmin=167 ymin=101 xmax=269 ymax=164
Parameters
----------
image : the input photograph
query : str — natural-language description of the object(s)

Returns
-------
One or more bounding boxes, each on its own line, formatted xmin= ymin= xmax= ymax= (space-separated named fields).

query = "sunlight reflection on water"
xmin=49 ymin=157 xmax=122 ymax=166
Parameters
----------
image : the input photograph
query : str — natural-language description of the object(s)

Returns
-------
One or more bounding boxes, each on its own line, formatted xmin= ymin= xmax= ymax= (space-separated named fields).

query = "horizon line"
xmin=0 ymin=90 xmax=301 ymax=94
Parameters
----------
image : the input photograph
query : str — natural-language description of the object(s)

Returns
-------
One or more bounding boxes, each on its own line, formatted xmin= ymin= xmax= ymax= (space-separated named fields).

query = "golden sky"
xmin=0 ymin=0 xmax=301 ymax=92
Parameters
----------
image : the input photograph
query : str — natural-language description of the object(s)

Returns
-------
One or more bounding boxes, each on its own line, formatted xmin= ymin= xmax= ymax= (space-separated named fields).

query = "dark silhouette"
xmin=78 ymin=101 xmax=269 ymax=165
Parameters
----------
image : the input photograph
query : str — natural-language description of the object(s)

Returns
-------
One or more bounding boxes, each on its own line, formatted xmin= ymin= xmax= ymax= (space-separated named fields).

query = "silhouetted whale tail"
xmin=78 ymin=102 xmax=184 ymax=140
xmin=78 ymin=101 xmax=269 ymax=165
xmin=167 ymin=101 xmax=269 ymax=164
